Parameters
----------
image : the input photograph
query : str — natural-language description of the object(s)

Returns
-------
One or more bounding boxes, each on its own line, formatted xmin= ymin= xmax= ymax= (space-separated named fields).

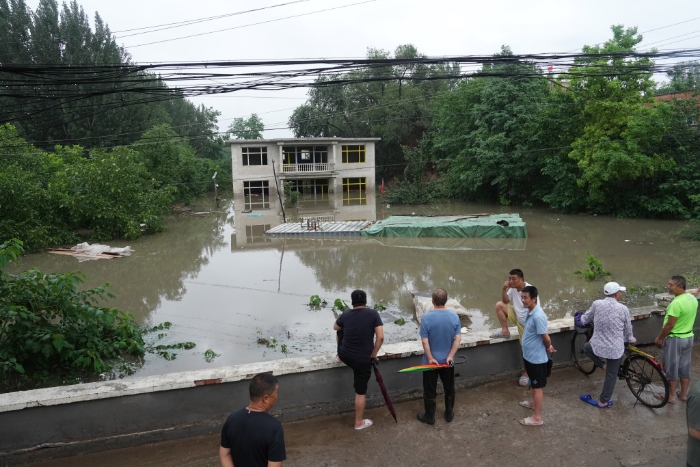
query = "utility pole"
xmin=271 ymin=161 xmax=286 ymax=223
xmin=212 ymin=171 xmax=219 ymax=208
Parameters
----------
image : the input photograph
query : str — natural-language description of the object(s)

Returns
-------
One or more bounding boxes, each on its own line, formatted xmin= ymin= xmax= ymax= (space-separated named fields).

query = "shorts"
xmin=339 ymin=355 xmax=371 ymax=395
xmin=662 ymin=336 xmax=694 ymax=380
xmin=507 ymin=304 xmax=525 ymax=343
xmin=523 ymin=359 xmax=548 ymax=389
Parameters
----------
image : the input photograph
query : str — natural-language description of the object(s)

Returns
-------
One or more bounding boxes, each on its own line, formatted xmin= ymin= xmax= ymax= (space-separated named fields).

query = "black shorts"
xmin=339 ymin=356 xmax=371 ymax=395
xmin=523 ymin=359 xmax=548 ymax=389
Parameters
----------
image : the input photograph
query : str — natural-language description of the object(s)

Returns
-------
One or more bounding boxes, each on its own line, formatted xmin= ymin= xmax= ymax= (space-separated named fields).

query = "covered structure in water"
xmin=360 ymin=214 xmax=527 ymax=238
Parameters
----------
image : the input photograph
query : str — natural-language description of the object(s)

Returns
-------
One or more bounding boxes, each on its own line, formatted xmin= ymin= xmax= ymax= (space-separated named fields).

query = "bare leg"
xmin=668 ymin=380 xmax=678 ymax=403
xmin=679 ymin=378 xmax=690 ymax=401
xmin=495 ymin=301 xmax=511 ymax=337
xmin=354 ymin=394 xmax=366 ymax=427
xmin=523 ymin=388 xmax=543 ymax=424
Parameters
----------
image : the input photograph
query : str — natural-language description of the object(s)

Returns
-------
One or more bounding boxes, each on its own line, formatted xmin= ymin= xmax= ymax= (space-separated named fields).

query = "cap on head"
xmin=351 ymin=289 xmax=367 ymax=306
xmin=604 ymin=282 xmax=626 ymax=296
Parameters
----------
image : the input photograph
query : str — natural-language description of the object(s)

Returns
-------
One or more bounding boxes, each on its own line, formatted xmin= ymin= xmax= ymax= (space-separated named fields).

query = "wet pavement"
xmin=29 ymin=349 xmax=698 ymax=467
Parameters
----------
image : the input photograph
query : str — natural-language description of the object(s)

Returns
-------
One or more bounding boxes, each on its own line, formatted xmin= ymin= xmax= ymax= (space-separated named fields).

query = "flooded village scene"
xmin=1 ymin=0 xmax=700 ymax=466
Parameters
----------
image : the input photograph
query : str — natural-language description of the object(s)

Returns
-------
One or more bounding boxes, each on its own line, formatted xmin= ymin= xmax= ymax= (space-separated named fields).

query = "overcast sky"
xmin=25 ymin=0 xmax=700 ymax=137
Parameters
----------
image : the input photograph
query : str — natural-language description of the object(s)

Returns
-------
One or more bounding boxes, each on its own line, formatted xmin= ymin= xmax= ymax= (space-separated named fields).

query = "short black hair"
xmin=432 ymin=288 xmax=448 ymax=306
xmin=521 ymin=285 xmax=538 ymax=300
xmin=351 ymin=289 xmax=367 ymax=306
xmin=509 ymin=269 xmax=524 ymax=279
xmin=671 ymin=275 xmax=687 ymax=290
xmin=249 ymin=373 xmax=278 ymax=401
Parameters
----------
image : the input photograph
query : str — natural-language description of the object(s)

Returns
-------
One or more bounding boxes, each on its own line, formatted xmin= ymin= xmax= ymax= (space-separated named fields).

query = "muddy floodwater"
xmin=9 ymin=194 xmax=700 ymax=378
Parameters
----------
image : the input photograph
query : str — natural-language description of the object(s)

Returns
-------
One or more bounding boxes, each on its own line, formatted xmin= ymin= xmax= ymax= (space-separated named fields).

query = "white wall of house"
xmin=228 ymin=138 xmax=379 ymax=211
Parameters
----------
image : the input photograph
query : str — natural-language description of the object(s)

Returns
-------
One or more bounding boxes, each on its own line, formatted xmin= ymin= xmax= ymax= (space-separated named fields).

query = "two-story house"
xmin=227 ymin=137 xmax=380 ymax=211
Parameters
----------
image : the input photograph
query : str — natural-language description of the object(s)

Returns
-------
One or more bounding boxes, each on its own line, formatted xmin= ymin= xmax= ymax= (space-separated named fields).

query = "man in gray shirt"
xmin=579 ymin=282 xmax=635 ymax=408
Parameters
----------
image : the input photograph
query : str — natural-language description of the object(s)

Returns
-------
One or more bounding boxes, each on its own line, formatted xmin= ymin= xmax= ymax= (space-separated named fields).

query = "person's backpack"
xmin=574 ymin=311 xmax=592 ymax=334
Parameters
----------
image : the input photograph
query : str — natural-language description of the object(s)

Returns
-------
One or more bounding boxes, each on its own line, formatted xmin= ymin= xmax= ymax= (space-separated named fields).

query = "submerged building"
xmin=227 ymin=137 xmax=380 ymax=211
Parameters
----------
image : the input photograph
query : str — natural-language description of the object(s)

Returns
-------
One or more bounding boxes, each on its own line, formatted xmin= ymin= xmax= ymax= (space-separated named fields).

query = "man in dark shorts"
xmin=219 ymin=373 xmax=286 ymax=467
xmin=517 ymin=285 xmax=555 ymax=426
xmin=333 ymin=289 xmax=384 ymax=430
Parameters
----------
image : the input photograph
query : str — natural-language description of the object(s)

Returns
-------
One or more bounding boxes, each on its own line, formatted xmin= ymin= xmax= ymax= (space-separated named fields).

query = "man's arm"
xmin=219 ymin=446 xmax=234 ymax=467
xmin=501 ymin=281 xmax=510 ymax=305
xmin=654 ymin=316 xmax=678 ymax=347
xmin=268 ymin=462 xmax=283 ymax=467
xmin=371 ymin=326 xmax=384 ymax=359
xmin=446 ymin=333 xmax=462 ymax=364
xmin=541 ymin=333 xmax=555 ymax=353
xmin=421 ymin=337 xmax=437 ymax=365
xmin=333 ymin=322 xmax=341 ymax=331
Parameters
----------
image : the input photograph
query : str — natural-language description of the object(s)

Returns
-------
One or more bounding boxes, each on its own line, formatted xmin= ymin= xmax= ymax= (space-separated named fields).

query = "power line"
xmin=113 ymin=0 xmax=313 ymax=37
xmin=124 ymin=0 xmax=379 ymax=48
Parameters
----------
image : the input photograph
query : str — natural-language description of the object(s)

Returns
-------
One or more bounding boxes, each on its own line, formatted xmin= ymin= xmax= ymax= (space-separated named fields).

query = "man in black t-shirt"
xmin=333 ymin=289 xmax=384 ymax=430
xmin=219 ymin=373 xmax=286 ymax=467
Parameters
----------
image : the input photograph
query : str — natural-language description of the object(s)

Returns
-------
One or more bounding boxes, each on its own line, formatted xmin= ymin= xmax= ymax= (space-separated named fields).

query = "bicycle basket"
xmin=574 ymin=311 xmax=592 ymax=334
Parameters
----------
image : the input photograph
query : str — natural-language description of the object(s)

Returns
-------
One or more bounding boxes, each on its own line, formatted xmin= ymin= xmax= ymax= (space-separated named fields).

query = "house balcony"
xmin=279 ymin=162 xmax=335 ymax=178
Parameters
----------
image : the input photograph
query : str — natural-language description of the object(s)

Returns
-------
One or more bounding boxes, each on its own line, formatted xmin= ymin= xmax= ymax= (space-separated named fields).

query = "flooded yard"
xmin=8 ymin=194 xmax=700 ymax=378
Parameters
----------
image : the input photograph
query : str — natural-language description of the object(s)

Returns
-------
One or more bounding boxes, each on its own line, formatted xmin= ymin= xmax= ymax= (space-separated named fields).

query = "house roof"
xmin=226 ymin=137 xmax=381 ymax=146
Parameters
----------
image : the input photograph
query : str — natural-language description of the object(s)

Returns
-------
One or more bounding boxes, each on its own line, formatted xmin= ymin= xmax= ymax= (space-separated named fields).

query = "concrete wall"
xmin=0 ymin=306 xmax=679 ymax=465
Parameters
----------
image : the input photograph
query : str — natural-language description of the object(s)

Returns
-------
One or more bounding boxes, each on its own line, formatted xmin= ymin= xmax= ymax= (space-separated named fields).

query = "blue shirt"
xmin=521 ymin=305 xmax=549 ymax=364
xmin=419 ymin=309 xmax=461 ymax=364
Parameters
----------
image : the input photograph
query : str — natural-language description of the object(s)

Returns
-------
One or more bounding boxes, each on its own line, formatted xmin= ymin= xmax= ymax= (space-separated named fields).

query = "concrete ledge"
xmin=0 ymin=305 xmax=684 ymax=465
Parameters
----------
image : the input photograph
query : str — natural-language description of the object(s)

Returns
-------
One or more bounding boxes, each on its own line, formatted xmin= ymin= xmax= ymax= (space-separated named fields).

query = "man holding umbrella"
xmin=334 ymin=289 xmax=384 ymax=430
xmin=417 ymin=288 xmax=462 ymax=425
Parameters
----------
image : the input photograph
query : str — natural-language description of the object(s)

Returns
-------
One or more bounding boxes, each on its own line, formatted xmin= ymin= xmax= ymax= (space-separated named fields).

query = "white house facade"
xmin=227 ymin=137 xmax=380 ymax=212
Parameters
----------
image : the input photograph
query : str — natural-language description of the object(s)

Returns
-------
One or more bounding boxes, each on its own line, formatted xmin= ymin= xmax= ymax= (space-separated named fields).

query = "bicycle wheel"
xmin=623 ymin=354 xmax=670 ymax=408
xmin=572 ymin=332 xmax=595 ymax=375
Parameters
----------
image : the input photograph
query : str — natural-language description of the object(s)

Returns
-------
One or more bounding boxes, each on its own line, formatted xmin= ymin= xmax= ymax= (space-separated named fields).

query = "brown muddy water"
xmin=8 ymin=195 xmax=700 ymax=378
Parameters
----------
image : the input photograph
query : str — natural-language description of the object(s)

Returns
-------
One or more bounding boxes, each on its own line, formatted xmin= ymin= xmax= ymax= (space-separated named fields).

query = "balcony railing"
xmin=282 ymin=163 xmax=334 ymax=173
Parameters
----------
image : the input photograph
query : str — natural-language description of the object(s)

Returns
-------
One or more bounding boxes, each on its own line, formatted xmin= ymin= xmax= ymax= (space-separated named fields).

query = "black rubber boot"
xmin=445 ymin=394 xmax=455 ymax=422
xmin=417 ymin=398 xmax=436 ymax=425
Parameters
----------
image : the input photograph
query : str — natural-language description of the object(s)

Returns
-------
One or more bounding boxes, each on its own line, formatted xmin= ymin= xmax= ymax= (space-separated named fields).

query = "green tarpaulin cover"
xmin=360 ymin=214 xmax=527 ymax=238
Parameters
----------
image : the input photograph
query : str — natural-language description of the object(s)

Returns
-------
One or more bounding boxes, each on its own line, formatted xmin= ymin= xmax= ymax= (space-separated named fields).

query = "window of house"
xmin=342 ymin=177 xmax=366 ymax=205
xmin=342 ymin=145 xmax=366 ymax=164
xmin=243 ymin=180 xmax=270 ymax=209
xmin=242 ymin=147 xmax=268 ymax=166
xmin=282 ymin=146 xmax=328 ymax=165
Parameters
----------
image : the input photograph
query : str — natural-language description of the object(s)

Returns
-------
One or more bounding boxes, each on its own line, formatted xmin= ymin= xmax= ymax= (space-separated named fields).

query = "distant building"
xmin=226 ymin=137 xmax=380 ymax=211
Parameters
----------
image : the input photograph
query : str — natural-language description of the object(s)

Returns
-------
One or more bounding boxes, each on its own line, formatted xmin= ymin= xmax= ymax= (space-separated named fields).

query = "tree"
xmin=228 ymin=114 xmax=264 ymax=139
xmin=288 ymin=44 xmax=458 ymax=178
xmin=658 ymin=61 xmax=700 ymax=93
xmin=428 ymin=46 xmax=551 ymax=204
xmin=567 ymin=25 xmax=671 ymax=213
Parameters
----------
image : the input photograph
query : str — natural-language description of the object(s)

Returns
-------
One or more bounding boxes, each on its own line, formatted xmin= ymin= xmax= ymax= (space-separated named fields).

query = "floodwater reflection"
xmin=8 ymin=195 xmax=700 ymax=378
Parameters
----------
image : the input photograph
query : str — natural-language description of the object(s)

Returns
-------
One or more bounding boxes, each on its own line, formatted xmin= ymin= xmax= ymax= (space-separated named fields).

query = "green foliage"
xmin=283 ymin=181 xmax=300 ymax=208
xmin=657 ymin=61 xmax=700 ymax=93
xmin=574 ymin=254 xmax=611 ymax=281
xmin=373 ymin=302 xmax=387 ymax=311
xmin=289 ymin=44 xmax=458 ymax=179
xmin=54 ymin=146 xmax=176 ymax=240
xmin=332 ymin=298 xmax=349 ymax=312
xmin=228 ymin=114 xmax=264 ymax=139
xmin=393 ymin=317 xmax=406 ymax=326
xmin=204 ymin=349 xmax=220 ymax=362
xmin=0 ymin=239 xmax=145 ymax=389
xmin=308 ymin=294 xmax=328 ymax=308
xmin=0 ymin=239 xmax=197 ymax=391
xmin=682 ymin=220 xmax=700 ymax=241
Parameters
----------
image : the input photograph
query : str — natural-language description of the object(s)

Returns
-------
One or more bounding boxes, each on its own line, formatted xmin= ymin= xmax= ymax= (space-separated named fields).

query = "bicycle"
xmin=572 ymin=317 xmax=670 ymax=408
